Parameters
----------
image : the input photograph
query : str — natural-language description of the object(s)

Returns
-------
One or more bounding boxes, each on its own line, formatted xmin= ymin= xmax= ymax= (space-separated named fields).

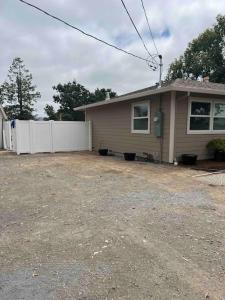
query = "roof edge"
xmin=74 ymin=85 xmax=171 ymax=111
xmin=73 ymin=84 xmax=225 ymax=111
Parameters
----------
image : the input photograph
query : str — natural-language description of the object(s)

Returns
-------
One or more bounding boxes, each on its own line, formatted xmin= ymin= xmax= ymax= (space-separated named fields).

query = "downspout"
xmin=159 ymin=93 xmax=163 ymax=163
xmin=187 ymin=91 xmax=190 ymax=101
xmin=169 ymin=91 xmax=176 ymax=163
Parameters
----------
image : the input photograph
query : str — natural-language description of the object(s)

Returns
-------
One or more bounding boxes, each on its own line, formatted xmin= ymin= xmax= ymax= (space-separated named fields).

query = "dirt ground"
xmin=0 ymin=151 xmax=225 ymax=300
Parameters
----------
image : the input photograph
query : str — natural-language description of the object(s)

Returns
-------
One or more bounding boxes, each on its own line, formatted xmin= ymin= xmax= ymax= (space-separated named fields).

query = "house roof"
xmin=0 ymin=105 xmax=7 ymax=120
xmin=74 ymin=78 xmax=225 ymax=111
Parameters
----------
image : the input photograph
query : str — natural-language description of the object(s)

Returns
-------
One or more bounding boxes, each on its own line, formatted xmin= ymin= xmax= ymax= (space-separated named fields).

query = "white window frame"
xmin=131 ymin=101 xmax=150 ymax=134
xmin=213 ymin=101 xmax=225 ymax=132
xmin=187 ymin=97 xmax=225 ymax=134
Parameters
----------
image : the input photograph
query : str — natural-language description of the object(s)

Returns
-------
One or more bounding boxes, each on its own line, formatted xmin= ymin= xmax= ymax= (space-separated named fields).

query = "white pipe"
xmin=105 ymin=91 xmax=110 ymax=101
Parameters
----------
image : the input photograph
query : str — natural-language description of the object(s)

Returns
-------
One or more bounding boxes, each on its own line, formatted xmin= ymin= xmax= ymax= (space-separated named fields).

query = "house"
xmin=74 ymin=79 xmax=225 ymax=163
xmin=0 ymin=105 xmax=7 ymax=149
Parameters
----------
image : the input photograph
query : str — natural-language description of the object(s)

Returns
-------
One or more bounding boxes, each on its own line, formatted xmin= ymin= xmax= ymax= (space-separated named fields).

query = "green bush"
xmin=207 ymin=139 xmax=225 ymax=153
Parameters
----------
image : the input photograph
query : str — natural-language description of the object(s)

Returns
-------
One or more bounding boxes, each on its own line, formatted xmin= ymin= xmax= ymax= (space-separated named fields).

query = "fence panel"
xmin=16 ymin=121 xmax=31 ymax=154
xmin=14 ymin=120 xmax=91 ymax=154
xmin=31 ymin=121 xmax=52 ymax=153
xmin=52 ymin=121 xmax=89 ymax=152
xmin=2 ymin=121 xmax=12 ymax=150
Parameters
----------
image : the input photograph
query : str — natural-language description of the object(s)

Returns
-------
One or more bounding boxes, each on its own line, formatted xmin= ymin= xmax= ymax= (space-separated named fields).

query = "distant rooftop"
xmin=170 ymin=78 xmax=225 ymax=91
xmin=121 ymin=78 xmax=225 ymax=97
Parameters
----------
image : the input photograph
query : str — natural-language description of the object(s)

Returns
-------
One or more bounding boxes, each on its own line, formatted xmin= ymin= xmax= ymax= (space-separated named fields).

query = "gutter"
xmin=171 ymin=86 xmax=225 ymax=96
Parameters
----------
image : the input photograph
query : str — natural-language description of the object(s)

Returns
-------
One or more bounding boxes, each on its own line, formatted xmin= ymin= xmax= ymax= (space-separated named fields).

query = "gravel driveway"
xmin=0 ymin=151 xmax=225 ymax=299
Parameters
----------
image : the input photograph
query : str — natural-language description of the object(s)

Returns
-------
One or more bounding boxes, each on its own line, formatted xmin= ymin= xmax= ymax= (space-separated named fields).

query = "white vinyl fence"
xmin=3 ymin=120 xmax=92 ymax=154
xmin=3 ymin=121 xmax=13 ymax=150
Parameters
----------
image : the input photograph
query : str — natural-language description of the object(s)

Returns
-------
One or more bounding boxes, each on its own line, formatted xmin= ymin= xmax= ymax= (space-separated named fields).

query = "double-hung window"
xmin=188 ymin=98 xmax=225 ymax=133
xmin=213 ymin=102 xmax=225 ymax=130
xmin=131 ymin=101 xmax=150 ymax=134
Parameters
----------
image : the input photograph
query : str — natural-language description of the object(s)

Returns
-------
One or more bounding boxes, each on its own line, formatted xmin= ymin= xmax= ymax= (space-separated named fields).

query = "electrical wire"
xmin=120 ymin=0 xmax=158 ymax=66
xmin=140 ymin=0 xmax=159 ymax=56
xmin=18 ymin=0 xmax=156 ymax=69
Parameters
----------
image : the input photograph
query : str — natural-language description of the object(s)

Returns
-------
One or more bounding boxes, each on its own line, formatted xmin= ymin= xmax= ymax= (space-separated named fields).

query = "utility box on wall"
xmin=154 ymin=111 xmax=163 ymax=137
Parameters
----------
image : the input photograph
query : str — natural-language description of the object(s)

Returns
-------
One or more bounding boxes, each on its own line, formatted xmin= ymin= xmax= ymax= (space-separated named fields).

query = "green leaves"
xmin=44 ymin=105 xmax=58 ymax=121
xmin=0 ymin=57 xmax=41 ymax=120
xmin=166 ymin=15 xmax=225 ymax=83
xmin=207 ymin=139 xmax=225 ymax=153
xmin=45 ymin=80 xmax=116 ymax=121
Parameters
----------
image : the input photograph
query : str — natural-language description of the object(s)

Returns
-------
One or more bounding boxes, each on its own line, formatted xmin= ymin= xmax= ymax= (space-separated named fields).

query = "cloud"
xmin=1 ymin=0 xmax=225 ymax=116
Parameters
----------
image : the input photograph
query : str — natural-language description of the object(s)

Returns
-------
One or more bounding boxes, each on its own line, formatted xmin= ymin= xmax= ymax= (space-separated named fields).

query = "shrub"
xmin=207 ymin=139 xmax=225 ymax=153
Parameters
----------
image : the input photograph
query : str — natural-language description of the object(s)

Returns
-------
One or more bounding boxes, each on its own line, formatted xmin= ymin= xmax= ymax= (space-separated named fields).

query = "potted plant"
xmin=98 ymin=141 xmax=108 ymax=156
xmin=181 ymin=154 xmax=198 ymax=165
xmin=98 ymin=148 xmax=108 ymax=156
xmin=124 ymin=152 xmax=136 ymax=161
xmin=207 ymin=139 xmax=225 ymax=162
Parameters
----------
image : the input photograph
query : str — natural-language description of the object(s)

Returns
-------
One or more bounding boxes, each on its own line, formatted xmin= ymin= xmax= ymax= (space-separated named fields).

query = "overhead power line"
xmin=120 ymin=0 xmax=158 ymax=66
xmin=18 ymin=0 xmax=157 ymax=69
xmin=140 ymin=0 xmax=159 ymax=56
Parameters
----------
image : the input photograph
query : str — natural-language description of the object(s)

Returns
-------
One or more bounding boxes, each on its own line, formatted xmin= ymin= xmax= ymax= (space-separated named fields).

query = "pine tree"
xmin=0 ymin=57 xmax=41 ymax=119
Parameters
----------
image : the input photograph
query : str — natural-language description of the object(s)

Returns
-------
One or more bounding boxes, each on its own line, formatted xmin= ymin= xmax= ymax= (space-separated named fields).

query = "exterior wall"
xmin=0 ymin=111 xmax=3 ymax=148
xmin=86 ymin=93 xmax=171 ymax=162
xmin=174 ymin=93 xmax=225 ymax=160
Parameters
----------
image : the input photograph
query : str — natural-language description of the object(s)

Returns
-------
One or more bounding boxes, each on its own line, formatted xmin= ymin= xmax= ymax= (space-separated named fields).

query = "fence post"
xmin=2 ymin=121 xmax=10 ymax=150
xmin=29 ymin=120 xmax=34 ymax=154
xmin=2 ymin=121 xmax=6 ymax=149
xmin=50 ymin=120 xmax=54 ymax=153
xmin=8 ymin=121 xmax=12 ymax=150
xmin=16 ymin=120 xmax=20 ymax=155
xmin=88 ymin=121 xmax=92 ymax=151
xmin=3 ymin=121 xmax=12 ymax=150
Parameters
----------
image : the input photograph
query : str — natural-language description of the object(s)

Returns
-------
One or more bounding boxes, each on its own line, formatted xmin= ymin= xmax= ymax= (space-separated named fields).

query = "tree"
xmin=166 ymin=15 xmax=225 ymax=83
xmin=45 ymin=80 xmax=116 ymax=121
xmin=90 ymin=88 xmax=116 ymax=103
xmin=44 ymin=104 xmax=58 ymax=121
xmin=52 ymin=80 xmax=91 ymax=121
xmin=0 ymin=57 xmax=40 ymax=119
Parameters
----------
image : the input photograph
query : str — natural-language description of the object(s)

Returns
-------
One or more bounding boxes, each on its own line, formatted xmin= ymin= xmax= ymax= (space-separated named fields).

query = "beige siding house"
xmin=74 ymin=79 xmax=225 ymax=163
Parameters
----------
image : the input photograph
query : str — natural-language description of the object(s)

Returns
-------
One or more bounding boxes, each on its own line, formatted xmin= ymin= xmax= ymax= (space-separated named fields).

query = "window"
xmin=189 ymin=101 xmax=211 ymax=131
xmin=132 ymin=102 xmax=150 ymax=133
xmin=213 ymin=103 xmax=225 ymax=130
xmin=188 ymin=99 xmax=225 ymax=133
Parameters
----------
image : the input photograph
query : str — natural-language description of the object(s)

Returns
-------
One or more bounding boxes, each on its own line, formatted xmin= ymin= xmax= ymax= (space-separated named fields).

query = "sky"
xmin=1 ymin=0 xmax=225 ymax=116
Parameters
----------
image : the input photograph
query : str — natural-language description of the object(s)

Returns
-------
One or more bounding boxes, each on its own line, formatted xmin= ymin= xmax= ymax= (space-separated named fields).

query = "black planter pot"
xmin=98 ymin=149 xmax=108 ymax=156
xmin=124 ymin=152 xmax=136 ymax=161
xmin=181 ymin=154 xmax=198 ymax=165
xmin=214 ymin=150 xmax=225 ymax=162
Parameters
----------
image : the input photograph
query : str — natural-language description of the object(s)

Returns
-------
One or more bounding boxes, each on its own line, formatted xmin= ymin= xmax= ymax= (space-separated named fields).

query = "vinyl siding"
xmin=174 ymin=93 xmax=225 ymax=160
xmin=86 ymin=93 xmax=171 ymax=162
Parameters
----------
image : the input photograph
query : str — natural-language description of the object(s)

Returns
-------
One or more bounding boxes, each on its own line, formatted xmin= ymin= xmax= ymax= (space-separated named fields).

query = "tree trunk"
xmin=17 ymin=76 xmax=22 ymax=117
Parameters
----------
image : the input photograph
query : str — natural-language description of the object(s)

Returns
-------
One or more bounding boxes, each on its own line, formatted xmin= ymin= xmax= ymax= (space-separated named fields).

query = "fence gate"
xmin=5 ymin=120 xmax=92 ymax=154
